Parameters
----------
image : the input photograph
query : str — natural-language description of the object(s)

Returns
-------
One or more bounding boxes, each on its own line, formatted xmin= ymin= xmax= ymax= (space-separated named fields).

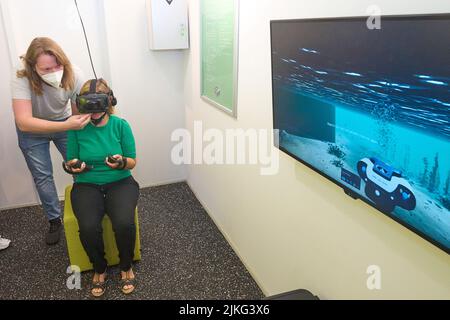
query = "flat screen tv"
xmin=270 ymin=14 xmax=450 ymax=254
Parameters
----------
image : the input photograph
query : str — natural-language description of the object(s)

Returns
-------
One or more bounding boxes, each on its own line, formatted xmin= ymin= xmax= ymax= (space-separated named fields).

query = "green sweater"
xmin=67 ymin=115 xmax=136 ymax=184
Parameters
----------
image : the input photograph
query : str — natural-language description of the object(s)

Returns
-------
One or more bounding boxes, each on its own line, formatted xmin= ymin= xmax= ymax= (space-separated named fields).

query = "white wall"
xmin=0 ymin=0 xmax=186 ymax=209
xmin=184 ymin=0 xmax=450 ymax=299
xmin=102 ymin=0 xmax=187 ymax=187
xmin=0 ymin=0 xmax=109 ymax=209
xmin=0 ymin=1 xmax=38 ymax=208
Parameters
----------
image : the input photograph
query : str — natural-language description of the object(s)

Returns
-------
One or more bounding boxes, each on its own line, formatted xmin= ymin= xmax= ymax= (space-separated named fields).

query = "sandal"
xmin=120 ymin=273 xmax=136 ymax=295
xmin=91 ymin=274 xmax=107 ymax=297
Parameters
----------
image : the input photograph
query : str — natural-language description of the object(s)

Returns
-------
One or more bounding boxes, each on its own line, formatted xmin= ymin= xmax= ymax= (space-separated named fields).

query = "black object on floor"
xmin=264 ymin=289 xmax=319 ymax=300
xmin=0 ymin=182 xmax=264 ymax=300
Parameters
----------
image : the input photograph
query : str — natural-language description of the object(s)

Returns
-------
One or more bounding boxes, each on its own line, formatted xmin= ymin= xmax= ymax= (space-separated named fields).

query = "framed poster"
xmin=200 ymin=0 xmax=239 ymax=118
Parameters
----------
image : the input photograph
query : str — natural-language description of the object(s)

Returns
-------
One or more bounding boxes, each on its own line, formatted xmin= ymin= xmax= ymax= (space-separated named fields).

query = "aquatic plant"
xmin=443 ymin=171 xmax=450 ymax=196
xmin=421 ymin=157 xmax=429 ymax=186
xmin=402 ymin=145 xmax=410 ymax=174
xmin=439 ymin=196 xmax=450 ymax=211
xmin=428 ymin=153 xmax=440 ymax=193
xmin=327 ymin=144 xmax=346 ymax=159
xmin=331 ymin=159 xmax=344 ymax=168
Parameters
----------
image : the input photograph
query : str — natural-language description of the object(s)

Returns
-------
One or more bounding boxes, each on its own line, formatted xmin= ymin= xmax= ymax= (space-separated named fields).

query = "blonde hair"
xmin=17 ymin=37 xmax=75 ymax=95
xmin=80 ymin=78 xmax=115 ymax=114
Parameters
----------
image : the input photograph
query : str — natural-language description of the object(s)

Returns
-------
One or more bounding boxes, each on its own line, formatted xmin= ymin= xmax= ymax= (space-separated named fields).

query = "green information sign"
xmin=200 ymin=0 xmax=239 ymax=117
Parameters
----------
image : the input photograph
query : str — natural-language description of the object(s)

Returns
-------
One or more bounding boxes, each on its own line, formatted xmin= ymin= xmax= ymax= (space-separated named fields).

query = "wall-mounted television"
xmin=270 ymin=14 xmax=450 ymax=254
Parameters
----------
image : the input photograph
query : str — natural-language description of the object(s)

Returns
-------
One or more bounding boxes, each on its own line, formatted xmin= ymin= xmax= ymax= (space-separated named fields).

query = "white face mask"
xmin=40 ymin=69 xmax=64 ymax=88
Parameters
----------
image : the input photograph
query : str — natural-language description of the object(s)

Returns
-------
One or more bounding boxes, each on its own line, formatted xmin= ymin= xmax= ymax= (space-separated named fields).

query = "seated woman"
xmin=64 ymin=78 xmax=139 ymax=297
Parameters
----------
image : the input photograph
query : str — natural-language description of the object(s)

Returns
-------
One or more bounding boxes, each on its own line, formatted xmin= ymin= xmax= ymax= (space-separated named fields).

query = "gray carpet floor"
xmin=0 ymin=182 xmax=264 ymax=300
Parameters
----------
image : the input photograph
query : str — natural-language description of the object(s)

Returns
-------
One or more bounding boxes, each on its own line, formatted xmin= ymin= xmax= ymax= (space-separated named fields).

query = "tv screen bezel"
xmin=270 ymin=13 xmax=450 ymax=255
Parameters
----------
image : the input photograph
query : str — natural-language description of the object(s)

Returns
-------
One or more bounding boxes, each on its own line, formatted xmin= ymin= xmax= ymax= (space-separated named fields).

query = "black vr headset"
xmin=75 ymin=78 xmax=117 ymax=114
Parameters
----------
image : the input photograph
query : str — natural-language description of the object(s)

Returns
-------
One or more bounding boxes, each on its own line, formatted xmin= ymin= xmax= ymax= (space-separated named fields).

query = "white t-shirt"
xmin=10 ymin=66 xmax=86 ymax=120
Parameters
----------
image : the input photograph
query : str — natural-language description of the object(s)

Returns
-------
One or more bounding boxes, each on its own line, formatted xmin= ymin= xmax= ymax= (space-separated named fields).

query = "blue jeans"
xmin=16 ymin=125 xmax=68 ymax=221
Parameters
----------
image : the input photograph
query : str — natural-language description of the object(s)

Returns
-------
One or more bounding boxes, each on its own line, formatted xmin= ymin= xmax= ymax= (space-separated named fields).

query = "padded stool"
xmin=63 ymin=185 xmax=141 ymax=272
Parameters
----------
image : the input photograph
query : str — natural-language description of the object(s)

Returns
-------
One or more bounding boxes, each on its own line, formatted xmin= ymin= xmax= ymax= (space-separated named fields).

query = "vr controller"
xmin=107 ymin=155 xmax=127 ymax=169
xmin=62 ymin=159 xmax=93 ymax=175
xmin=62 ymin=155 xmax=126 ymax=175
xmin=107 ymin=155 xmax=119 ymax=164
xmin=357 ymin=157 xmax=416 ymax=213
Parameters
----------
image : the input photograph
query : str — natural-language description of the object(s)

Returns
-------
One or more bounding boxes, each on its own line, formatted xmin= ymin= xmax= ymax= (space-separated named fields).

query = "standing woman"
xmin=11 ymin=37 xmax=91 ymax=245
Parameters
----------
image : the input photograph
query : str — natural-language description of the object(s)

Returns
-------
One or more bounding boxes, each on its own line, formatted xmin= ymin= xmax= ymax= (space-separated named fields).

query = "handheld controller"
xmin=107 ymin=155 xmax=119 ymax=164
xmin=71 ymin=159 xmax=83 ymax=169
xmin=106 ymin=155 xmax=127 ymax=169
xmin=71 ymin=160 xmax=93 ymax=171
xmin=62 ymin=159 xmax=93 ymax=174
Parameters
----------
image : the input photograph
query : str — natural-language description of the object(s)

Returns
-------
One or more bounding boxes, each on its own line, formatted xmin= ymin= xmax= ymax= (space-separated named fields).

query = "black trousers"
xmin=70 ymin=176 xmax=140 ymax=273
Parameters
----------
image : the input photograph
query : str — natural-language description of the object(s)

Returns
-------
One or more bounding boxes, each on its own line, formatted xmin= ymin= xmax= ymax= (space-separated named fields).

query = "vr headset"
xmin=75 ymin=78 xmax=117 ymax=114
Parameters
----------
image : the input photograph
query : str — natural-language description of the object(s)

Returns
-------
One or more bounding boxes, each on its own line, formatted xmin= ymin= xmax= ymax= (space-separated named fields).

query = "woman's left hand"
xmin=105 ymin=154 xmax=124 ymax=169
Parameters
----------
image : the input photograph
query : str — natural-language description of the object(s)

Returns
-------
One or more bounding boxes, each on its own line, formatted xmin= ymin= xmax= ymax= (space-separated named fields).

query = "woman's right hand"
xmin=65 ymin=114 xmax=91 ymax=130
xmin=65 ymin=159 xmax=86 ymax=173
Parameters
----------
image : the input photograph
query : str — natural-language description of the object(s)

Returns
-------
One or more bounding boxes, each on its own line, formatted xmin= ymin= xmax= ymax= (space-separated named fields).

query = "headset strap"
xmin=89 ymin=78 xmax=97 ymax=93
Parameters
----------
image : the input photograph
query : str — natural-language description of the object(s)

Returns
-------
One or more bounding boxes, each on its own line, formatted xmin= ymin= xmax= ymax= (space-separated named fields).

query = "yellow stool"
xmin=63 ymin=185 xmax=141 ymax=272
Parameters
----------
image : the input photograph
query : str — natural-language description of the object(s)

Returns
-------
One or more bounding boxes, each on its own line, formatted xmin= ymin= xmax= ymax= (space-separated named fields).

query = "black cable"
xmin=74 ymin=0 xmax=97 ymax=79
